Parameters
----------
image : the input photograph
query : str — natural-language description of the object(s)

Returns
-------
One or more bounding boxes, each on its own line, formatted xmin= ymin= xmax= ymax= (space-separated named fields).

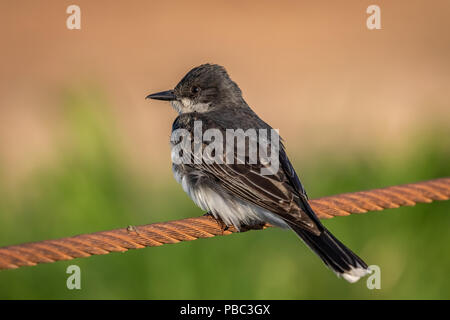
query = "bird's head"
xmin=146 ymin=64 xmax=244 ymax=113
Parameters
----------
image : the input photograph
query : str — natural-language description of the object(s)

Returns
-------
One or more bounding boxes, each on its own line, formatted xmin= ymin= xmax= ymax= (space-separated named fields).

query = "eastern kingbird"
xmin=146 ymin=64 xmax=370 ymax=282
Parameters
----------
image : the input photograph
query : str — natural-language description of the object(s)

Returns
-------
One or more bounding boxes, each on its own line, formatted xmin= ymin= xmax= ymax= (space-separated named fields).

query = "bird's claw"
xmin=204 ymin=212 xmax=229 ymax=234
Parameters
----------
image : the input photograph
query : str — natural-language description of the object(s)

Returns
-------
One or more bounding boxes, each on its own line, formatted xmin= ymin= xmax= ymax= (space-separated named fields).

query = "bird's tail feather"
xmin=288 ymin=223 xmax=370 ymax=283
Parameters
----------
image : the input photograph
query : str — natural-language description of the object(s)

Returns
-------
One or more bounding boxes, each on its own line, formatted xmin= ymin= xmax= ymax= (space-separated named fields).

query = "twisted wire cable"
xmin=0 ymin=177 xmax=448 ymax=270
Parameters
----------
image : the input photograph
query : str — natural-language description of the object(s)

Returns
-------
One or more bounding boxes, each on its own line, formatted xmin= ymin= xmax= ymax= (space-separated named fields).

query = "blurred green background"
xmin=0 ymin=89 xmax=448 ymax=299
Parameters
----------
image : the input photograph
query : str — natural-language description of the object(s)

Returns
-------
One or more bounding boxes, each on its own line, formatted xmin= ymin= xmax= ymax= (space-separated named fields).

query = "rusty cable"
xmin=0 ymin=177 xmax=448 ymax=270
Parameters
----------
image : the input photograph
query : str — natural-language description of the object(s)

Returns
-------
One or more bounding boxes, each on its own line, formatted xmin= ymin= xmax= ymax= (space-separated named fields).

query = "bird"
xmin=146 ymin=64 xmax=370 ymax=283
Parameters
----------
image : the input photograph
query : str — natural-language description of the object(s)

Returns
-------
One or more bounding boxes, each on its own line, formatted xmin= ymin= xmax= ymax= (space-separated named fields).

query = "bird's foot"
xmin=126 ymin=225 xmax=140 ymax=235
xmin=203 ymin=212 xmax=229 ymax=234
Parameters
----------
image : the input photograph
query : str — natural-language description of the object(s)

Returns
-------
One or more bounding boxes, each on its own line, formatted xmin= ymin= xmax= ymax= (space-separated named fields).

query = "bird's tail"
xmin=288 ymin=223 xmax=370 ymax=283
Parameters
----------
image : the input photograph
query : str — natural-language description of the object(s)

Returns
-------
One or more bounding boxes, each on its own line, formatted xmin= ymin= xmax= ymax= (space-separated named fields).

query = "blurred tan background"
xmin=1 ymin=0 xmax=449 ymax=186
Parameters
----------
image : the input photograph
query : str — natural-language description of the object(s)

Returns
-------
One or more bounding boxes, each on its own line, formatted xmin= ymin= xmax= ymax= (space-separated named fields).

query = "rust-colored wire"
xmin=0 ymin=177 xmax=449 ymax=271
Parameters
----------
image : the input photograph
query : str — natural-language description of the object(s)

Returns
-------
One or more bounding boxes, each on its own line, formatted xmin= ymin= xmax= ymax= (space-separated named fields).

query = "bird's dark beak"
xmin=145 ymin=90 xmax=176 ymax=101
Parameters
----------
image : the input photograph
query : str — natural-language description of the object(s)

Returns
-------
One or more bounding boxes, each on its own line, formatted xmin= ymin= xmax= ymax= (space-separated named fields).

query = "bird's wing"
xmin=278 ymin=144 xmax=323 ymax=229
xmin=200 ymin=145 xmax=322 ymax=233
xmin=279 ymin=143 xmax=308 ymax=198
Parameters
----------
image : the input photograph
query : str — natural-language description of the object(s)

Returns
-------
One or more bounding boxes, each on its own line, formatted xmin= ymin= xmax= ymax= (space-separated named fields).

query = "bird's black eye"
xmin=191 ymin=86 xmax=200 ymax=94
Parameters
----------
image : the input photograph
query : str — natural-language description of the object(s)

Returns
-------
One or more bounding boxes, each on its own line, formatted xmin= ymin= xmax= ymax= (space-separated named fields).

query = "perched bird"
xmin=146 ymin=64 xmax=370 ymax=282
